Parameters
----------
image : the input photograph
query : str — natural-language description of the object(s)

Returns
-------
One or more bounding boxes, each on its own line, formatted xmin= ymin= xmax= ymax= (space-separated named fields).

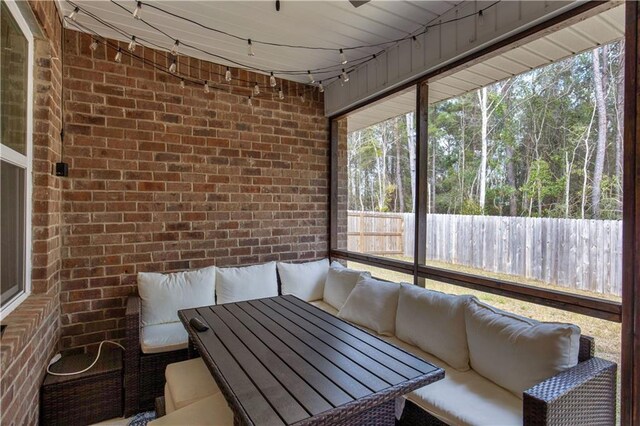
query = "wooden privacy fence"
xmin=347 ymin=211 xmax=622 ymax=296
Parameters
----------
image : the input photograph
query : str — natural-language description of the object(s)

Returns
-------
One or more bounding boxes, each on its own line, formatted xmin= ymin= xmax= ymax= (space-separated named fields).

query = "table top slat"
xmin=261 ymin=299 xmax=407 ymax=385
xmin=225 ymin=303 xmax=356 ymax=407
xmin=249 ymin=300 xmax=391 ymax=392
xmin=180 ymin=309 xmax=284 ymax=426
xmin=214 ymin=305 xmax=334 ymax=415
xmin=197 ymin=307 xmax=309 ymax=425
xmin=282 ymin=295 xmax=436 ymax=374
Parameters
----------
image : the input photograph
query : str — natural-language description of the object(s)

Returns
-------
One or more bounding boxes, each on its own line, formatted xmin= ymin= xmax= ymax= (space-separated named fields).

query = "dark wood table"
xmin=179 ymin=294 xmax=443 ymax=426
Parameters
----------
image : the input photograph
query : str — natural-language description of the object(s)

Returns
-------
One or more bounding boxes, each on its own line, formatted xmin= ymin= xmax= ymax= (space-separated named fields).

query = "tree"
xmin=591 ymin=46 xmax=608 ymax=219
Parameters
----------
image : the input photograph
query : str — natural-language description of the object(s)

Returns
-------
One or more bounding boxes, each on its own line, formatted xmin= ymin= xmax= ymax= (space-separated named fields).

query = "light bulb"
xmin=180 ymin=79 xmax=185 ymax=89
xmin=133 ymin=1 xmax=142 ymax=19
xmin=69 ymin=7 xmax=79 ymax=21
xmin=171 ymin=40 xmax=179 ymax=56
xmin=90 ymin=39 xmax=98 ymax=51
xmin=169 ymin=59 xmax=177 ymax=73
xmin=339 ymin=48 xmax=347 ymax=65
xmin=318 ymin=81 xmax=324 ymax=93
xmin=412 ymin=35 xmax=421 ymax=49
xmin=225 ymin=67 xmax=232 ymax=82
xmin=115 ymin=49 xmax=122 ymax=63
xmin=300 ymin=93 xmax=305 ymax=102
xmin=278 ymin=87 xmax=284 ymax=100
xmin=204 ymin=80 xmax=210 ymax=93
xmin=478 ymin=9 xmax=485 ymax=26
xmin=269 ymin=72 xmax=276 ymax=87
xmin=128 ymin=36 xmax=137 ymax=52
xmin=253 ymin=83 xmax=260 ymax=95
xmin=307 ymin=71 xmax=315 ymax=84
xmin=248 ymin=97 xmax=253 ymax=107
xmin=247 ymin=39 xmax=255 ymax=56
xmin=341 ymin=69 xmax=349 ymax=83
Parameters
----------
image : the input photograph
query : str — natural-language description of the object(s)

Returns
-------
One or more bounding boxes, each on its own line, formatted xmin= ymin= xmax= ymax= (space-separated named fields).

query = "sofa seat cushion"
xmin=138 ymin=266 xmax=216 ymax=326
xmin=149 ymin=393 xmax=233 ymax=426
xmin=216 ymin=262 xmax=278 ymax=305
xmin=164 ymin=383 xmax=176 ymax=414
xmin=166 ymin=358 xmax=220 ymax=410
xmin=383 ymin=336 xmax=522 ymax=426
xmin=309 ymin=300 xmax=339 ymax=316
xmin=141 ymin=322 xmax=189 ymax=354
xmin=277 ymin=258 xmax=329 ymax=301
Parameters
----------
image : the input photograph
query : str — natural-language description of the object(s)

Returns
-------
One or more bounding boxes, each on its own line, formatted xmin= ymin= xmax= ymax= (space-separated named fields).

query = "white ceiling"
xmin=57 ymin=0 xmax=461 ymax=85
xmin=346 ymin=4 xmax=624 ymax=132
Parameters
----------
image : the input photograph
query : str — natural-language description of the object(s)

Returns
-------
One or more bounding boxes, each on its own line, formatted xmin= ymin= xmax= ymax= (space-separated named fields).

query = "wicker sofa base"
xmin=397 ymin=400 xmax=447 ymax=426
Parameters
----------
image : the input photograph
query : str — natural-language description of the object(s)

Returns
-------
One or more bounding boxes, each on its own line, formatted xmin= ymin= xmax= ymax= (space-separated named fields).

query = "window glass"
xmin=1 ymin=1 xmax=29 ymax=155
xmin=1 ymin=160 xmax=26 ymax=308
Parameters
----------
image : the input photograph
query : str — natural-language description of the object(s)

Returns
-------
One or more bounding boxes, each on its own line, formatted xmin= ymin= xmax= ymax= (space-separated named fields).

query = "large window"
xmin=1 ymin=0 xmax=34 ymax=318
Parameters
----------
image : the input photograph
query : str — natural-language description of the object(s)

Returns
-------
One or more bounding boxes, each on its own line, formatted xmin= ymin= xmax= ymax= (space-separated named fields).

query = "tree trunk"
xmin=506 ymin=144 xmax=517 ymax=216
xmin=615 ymin=43 xmax=624 ymax=214
xmin=395 ymin=118 xmax=405 ymax=212
xmin=591 ymin=47 xmax=608 ymax=219
xmin=478 ymin=87 xmax=489 ymax=214
xmin=406 ymin=113 xmax=417 ymax=213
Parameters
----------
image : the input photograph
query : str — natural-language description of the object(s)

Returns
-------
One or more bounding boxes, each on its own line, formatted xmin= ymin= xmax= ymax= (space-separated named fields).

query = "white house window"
xmin=1 ymin=0 xmax=34 ymax=319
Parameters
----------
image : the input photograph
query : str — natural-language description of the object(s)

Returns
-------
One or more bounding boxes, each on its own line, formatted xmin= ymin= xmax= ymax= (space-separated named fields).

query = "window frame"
xmin=0 ymin=0 xmax=35 ymax=320
xmin=328 ymin=1 xmax=623 ymax=323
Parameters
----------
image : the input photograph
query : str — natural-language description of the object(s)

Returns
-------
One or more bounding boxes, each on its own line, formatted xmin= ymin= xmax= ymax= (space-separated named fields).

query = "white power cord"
xmin=46 ymin=340 xmax=125 ymax=376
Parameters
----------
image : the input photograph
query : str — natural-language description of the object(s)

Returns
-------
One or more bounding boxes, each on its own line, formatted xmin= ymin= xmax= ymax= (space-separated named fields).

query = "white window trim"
xmin=0 ymin=0 xmax=34 ymax=320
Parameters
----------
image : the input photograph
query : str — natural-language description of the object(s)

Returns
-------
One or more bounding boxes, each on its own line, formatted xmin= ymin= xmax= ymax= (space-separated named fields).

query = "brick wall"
xmin=59 ymin=31 xmax=329 ymax=350
xmin=0 ymin=1 xmax=63 ymax=424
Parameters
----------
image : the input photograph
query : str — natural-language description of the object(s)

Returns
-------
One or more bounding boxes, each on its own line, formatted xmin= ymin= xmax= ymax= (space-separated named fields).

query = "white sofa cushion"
xmin=396 ymin=284 xmax=472 ymax=371
xmin=141 ymin=322 xmax=189 ymax=354
xmin=137 ymin=266 xmax=216 ymax=326
xmin=384 ymin=336 xmax=522 ymax=426
xmin=277 ymin=258 xmax=329 ymax=301
xmin=465 ymin=298 xmax=581 ymax=397
xmin=323 ymin=262 xmax=370 ymax=310
xmin=149 ymin=393 xmax=233 ymax=426
xmin=216 ymin=262 xmax=278 ymax=305
xmin=309 ymin=300 xmax=339 ymax=316
xmin=338 ymin=276 xmax=400 ymax=336
xmin=166 ymin=358 xmax=220 ymax=410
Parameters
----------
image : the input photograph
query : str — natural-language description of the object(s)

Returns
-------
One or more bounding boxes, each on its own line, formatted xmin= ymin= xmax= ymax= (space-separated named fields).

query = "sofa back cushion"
xmin=216 ymin=262 xmax=278 ymax=304
xmin=138 ymin=266 xmax=216 ymax=326
xmin=396 ymin=284 xmax=471 ymax=371
xmin=465 ymin=298 xmax=581 ymax=397
xmin=323 ymin=262 xmax=370 ymax=310
xmin=277 ymin=258 xmax=329 ymax=301
xmin=338 ymin=276 xmax=400 ymax=336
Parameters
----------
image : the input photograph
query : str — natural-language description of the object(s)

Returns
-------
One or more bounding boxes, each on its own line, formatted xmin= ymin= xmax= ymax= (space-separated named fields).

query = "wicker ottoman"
xmin=40 ymin=348 xmax=123 ymax=426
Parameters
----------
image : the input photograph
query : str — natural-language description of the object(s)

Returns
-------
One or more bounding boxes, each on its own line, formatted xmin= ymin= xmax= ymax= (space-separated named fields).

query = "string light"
xmin=318 ymin=81 xmax=324 ymax=93
xmin=299 ymin=93 xmax=305 ymax=102
xmin=133 ymin=1 xmax=142 ymax=19
xmin=225 ymin=67 xmax=232 ymax=82
xmin=114 ymin=48 xmax=122 ymax=63
xmin=247 ymin=39 xmax=255 ymax=56
xmin=204 ymin=80 xmax=210 ymax=93
xmin=253 ymin=82 xmax=260 ymax=95
xmin=89 ymin=39 xmax=98 ymax=51
xmin=248 ymin=96 xmax=253 ymax=107
xmin=278 ymin=87 xmax=284 ymax=100
xmin=339 ymin=48 xmax=347 ymax=65
xmin=170 ymin=40 xmax=180 ymax=55
xmin=412 ymin=35 xmax=421 ymax=49
xmin=478 ymin=9 xmax=485 ymax=26
xmin=169 ymin=57 xmax=177 ymax=73
xmin=180 ymin=78 xmax=185 ymax=89
xmin=128 ymin=36 xmax=137 ymax=52
xmin=269 ymin=72 xmax=277 ymax=87
xmin=69 ymin=6 xmax=79 ymax=21
xmin=341 ymin=68 xmax=349 ymax=83
xmin=307 ymin=70 xmax=315 ymax=84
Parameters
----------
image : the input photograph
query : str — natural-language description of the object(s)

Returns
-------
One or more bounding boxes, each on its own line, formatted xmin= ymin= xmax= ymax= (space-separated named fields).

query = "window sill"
xmin=0 ymin=293 xmax=58 ymax=373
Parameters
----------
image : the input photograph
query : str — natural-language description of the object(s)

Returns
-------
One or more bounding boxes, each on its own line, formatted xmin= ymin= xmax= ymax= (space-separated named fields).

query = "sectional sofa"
xmin=124 ymin=259 xmax=617 ymax=425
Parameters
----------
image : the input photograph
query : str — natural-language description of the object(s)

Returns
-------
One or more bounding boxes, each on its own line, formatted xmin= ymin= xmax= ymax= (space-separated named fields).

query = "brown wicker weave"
xmin=41 ymin=348 xmax=123 ymax=425
xmin=397 ymin=335 xmax=617 ymax=426
xmin=124 ymin=296 xmax=189 ymax=416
